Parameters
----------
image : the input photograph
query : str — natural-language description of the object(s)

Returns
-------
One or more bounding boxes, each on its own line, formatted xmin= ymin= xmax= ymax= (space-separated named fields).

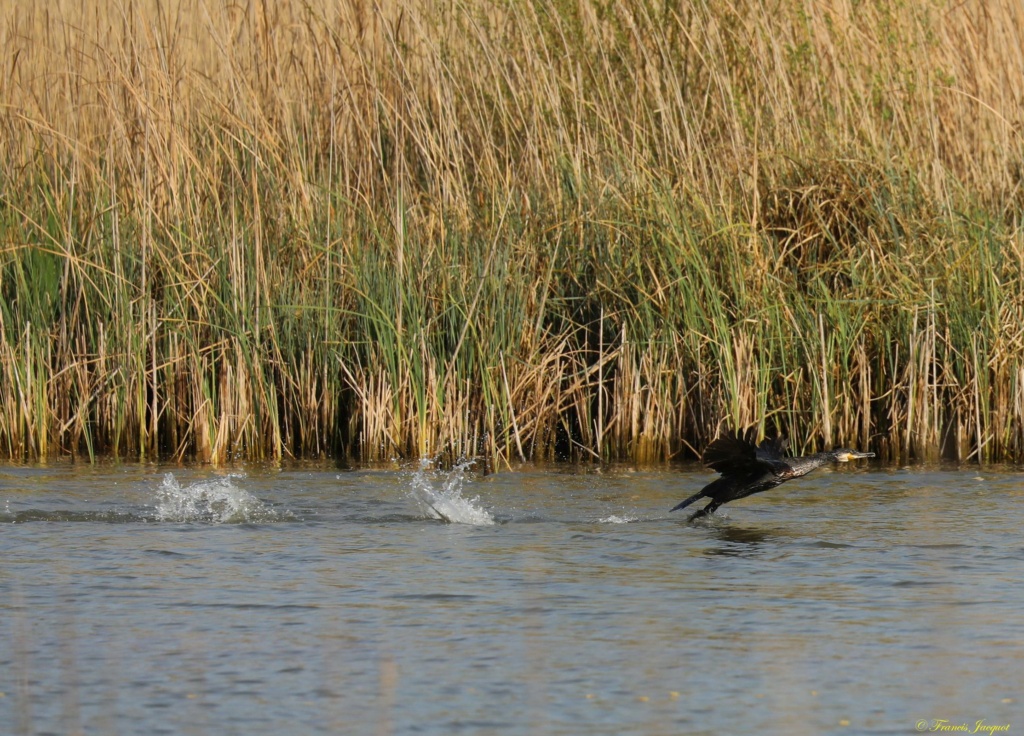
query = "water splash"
xmin=408 ymin=459 xmax=495 ymax=525
xmin=154 ymin=473 xmax=286 ymax=524
xmin=599 ymin=514 xmax=638 ymax=524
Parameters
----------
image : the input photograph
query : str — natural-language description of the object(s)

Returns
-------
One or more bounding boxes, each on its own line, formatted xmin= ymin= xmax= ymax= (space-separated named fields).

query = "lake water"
xmin=1 ymin=460 xmax=1021 ymax=735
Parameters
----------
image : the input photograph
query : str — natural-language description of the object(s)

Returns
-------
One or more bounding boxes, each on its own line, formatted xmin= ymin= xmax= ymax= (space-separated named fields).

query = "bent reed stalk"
xmin=1 ymin=0 xmax=1023 ymax=464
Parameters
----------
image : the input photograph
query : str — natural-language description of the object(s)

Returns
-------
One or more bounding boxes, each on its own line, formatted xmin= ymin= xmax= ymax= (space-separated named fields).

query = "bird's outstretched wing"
xmin=755 ymin=435 xmax=788 ymax=462
xmin=703 ymin=427 xmax=789 ymax=476
xmin=702 ymin=427 xmax=758 ymax=472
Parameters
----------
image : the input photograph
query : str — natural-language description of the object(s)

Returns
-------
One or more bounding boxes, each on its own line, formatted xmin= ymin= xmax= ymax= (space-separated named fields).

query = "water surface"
xmin=2 ymin=460 xmax=1021 ymax=735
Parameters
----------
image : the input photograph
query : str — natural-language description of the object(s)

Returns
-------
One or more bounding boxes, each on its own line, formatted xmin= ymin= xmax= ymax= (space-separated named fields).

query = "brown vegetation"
xmin=1 ymin=0 xmax=1023 ymax=464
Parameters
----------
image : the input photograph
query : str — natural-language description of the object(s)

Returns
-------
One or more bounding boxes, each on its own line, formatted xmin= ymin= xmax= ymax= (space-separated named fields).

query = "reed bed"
xmin=1 ymin=0 xmax=1023 ymax=464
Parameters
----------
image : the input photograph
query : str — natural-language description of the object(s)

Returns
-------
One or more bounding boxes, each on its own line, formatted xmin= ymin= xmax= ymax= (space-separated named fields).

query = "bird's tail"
xmin=669 ymin=490 xmax=705 ymax=513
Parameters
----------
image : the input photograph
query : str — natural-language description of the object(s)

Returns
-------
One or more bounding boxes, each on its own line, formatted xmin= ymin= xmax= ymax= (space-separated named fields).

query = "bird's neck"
xmin=788 ymin=452 xmax=836 ymax=478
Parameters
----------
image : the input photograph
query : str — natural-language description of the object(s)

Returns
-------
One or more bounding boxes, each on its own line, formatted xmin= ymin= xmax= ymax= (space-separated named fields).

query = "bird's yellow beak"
xmin=837 ymin=449 xmax=874 ymax=462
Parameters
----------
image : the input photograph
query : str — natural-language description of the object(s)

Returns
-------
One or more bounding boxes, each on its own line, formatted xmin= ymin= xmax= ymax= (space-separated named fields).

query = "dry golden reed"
xmin=1 ymin=0 xmax=1023 ymax=464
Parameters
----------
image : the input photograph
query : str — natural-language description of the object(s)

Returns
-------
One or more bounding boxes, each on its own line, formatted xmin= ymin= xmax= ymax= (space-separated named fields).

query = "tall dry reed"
xmin=1 ymin=0 xmax=1023 ymax=464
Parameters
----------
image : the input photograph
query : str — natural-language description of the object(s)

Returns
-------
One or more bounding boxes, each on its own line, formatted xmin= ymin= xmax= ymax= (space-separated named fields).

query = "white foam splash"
xmin=154 ymin=473 xmax=284 ymax=524
xmin=599 ymin=514 xmax=637 ymax=524
xmin=409 ymin=459 xmax=495 ymax=525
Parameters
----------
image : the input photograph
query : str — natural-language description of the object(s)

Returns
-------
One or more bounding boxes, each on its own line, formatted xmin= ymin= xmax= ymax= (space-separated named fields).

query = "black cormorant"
xmin=671 ymin=427 xmax=874 ymax=521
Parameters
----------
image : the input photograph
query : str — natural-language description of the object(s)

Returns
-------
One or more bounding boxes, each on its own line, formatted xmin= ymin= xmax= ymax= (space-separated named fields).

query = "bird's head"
xmin=831 ymin=448 xmax=875 ymax=463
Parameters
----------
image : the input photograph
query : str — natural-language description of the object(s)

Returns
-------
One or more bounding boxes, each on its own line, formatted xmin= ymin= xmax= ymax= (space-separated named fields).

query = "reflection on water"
xmin=1 ymin=462 xmax=1022 ymax=735
xmin=704 ymin=523 xmax=778 ymax=552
